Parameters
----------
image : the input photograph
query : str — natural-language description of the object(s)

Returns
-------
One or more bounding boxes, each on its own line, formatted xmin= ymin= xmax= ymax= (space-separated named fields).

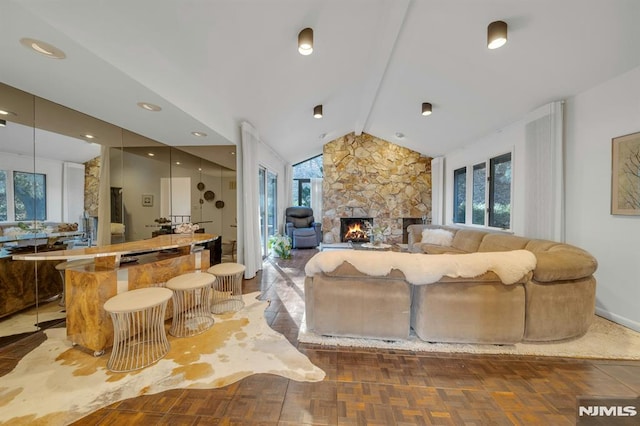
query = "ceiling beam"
xmin=353 ymin=0 xmax=411 ymax=136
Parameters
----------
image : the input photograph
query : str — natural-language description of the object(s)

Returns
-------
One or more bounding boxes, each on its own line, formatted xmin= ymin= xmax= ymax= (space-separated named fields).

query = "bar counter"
xmin=14 ymin=233 xmax=217 ymax=354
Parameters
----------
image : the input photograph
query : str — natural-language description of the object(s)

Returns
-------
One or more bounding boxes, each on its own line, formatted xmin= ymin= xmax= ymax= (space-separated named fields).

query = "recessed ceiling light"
xmin=137 ymin=102 xmax=162 ymax=112
xmin=83 ymin=134 xmax=95 ymax=139
xmin=395 ymin=132 xmax=405 ymax=139
xmin=230 ymin=151 xmax=235 ymax=155
xmin=191 ymin=131 xmax=207 ymax=137
xmin=319 ymin=133 xmax=327 ymax=139
xmin=147 ymin=152 xmax=155 ymax=157
xmin=0 ymin=109 xmax=17 ymax=116
xmin=175 ymin=161 xmax=181 ymax=165
xmin=20 ymin=38 xmax=66 ymax=59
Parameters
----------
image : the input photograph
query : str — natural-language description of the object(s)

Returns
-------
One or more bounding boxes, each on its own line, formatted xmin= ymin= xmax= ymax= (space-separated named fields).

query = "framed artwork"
xmin=141 ymin=194 xmax=154 ymax=207
xmin=611 ymin=131 xmax=640 ymax=215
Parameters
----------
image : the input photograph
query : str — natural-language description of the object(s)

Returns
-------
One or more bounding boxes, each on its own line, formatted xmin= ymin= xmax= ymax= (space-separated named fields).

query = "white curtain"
xmin=310 ymin=177 xmax=323 ymax=229
xmin=524 ymin=101 xmax=565 ymax=241
xmin=430 ymin=157 xmax=445 ymax=225
xmin=237 ymin=121 xmax=263 ymax=279
xmin=283 ymin=163 xmax=293 ymax=231
xmin=96 ymin=145 xmax=111 ymax=246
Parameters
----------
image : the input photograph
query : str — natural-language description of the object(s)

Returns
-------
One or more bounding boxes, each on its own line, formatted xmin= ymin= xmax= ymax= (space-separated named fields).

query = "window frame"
xmin=451 ymin=151 xmax=513 ymax=231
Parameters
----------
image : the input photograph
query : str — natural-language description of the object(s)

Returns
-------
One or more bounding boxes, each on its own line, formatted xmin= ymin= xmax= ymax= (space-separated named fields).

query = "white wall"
xmin=565 ymin=65 xmax=640 ymax=331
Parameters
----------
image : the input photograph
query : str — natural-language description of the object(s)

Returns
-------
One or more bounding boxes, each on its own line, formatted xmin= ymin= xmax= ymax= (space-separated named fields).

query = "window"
xmin=488 ymin=153 xmax=511 ymax=229
xmin=452 ymin=152 xmax=512 ymax=229
xmin=292 ymin=154 xmax=323 ymax=206
xmin=472 ymin=163 xmax=486 ymax=225
xmin=453 ymin=167 xmax=466 ymax=223
xmin=259 ymin=167 xmax=278 ymax=257
xmin=0 ymin=171 xmax=6 ymax=221
xmin=13 ymin=171 xmax=47 ymax=221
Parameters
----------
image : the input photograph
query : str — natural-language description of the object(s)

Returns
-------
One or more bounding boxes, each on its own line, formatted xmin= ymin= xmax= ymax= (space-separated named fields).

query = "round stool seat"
xmin=103 ymin=287 xmax=172 ymax=372
xmin=104 ymin=287 xmax=172 ymax=312
xmin=166 ymin=271 xmax=216 ymax=291
xmin=207 ymin=263 xmax=246 ymax=314
xmin=166 ymin=272 xmax=216 ymax=337
xmin=207 ymin=262 xmax=245 ymax=276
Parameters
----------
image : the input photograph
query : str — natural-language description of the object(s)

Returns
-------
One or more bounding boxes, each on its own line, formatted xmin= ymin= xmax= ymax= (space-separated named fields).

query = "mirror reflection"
xmin=0 ymin=82 xmax=236 ymax=344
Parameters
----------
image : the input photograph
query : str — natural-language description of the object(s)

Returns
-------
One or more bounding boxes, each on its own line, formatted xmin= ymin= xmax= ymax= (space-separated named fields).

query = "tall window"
xmin=13 ymin=171 xmax=47 ymax=221
xmin=292 ymin=154 xmax=323 ymax=206
xmin=0 ymin=171 xmax=7 ymax=221
xmin=452 ymin=152 xmax=512 ymax=229
xmin=472 ymin=163 xmax=486 ymax=225
xmin=453 ymin=167 xmax=466 ymax=223
xmin=488 ymin=153 xmax=512 ymax=229
xmin=259 ymin=167 xmax=278 ymax=257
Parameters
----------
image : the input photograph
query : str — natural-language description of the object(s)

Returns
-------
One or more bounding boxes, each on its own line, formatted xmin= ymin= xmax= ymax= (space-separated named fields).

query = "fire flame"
xmin=344 ymin=223 xmax=367 ymax=240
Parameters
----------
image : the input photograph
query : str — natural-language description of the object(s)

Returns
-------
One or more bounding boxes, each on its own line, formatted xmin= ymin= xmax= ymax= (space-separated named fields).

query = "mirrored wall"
xmin=0 ymin=82 xmax=237 ymax=343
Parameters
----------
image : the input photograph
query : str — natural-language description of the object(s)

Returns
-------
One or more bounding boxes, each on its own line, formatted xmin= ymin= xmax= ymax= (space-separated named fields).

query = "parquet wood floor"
xmin=1 ymin=249 xmax=639 ymax=425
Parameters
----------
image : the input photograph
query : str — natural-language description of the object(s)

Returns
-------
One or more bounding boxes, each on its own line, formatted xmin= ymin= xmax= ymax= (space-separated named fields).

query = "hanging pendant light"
xmin=298 ymin=27 xmax=314 ymax=55
xmin=313 ymin=104 xmax=323 ymax=118
xmin=421 ymin=102 xmax=432 ymax=116
xmin=487 ymin=20 xmax=508 ymax=49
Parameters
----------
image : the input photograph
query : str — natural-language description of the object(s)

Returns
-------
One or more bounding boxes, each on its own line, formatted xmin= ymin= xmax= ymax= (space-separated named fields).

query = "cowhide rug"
xmin=0 ymin=293 xmax=325 ymax=425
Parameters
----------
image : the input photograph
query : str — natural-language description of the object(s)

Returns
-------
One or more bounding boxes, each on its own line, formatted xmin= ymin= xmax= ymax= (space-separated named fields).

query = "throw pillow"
xmin=421 ymin=229 xmax=454 ymax=246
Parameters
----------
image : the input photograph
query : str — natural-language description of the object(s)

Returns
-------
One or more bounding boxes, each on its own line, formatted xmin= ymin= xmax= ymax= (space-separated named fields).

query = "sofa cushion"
xmin=451 ymin=229 xmax=487 ymax=252
xmin=421 ymin=228 xmax=454 ymax=246
xmin=530 ymin=245 xmax=598 ymax=282
xmin=478 ymin=234 xmax=530 ymax=252
xmin=418 ymin=244 xmax=467 ymax=255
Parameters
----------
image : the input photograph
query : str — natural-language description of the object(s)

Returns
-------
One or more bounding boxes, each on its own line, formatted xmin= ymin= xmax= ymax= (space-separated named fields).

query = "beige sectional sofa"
xmin=304 ymin=224 xmax=597 ymax=344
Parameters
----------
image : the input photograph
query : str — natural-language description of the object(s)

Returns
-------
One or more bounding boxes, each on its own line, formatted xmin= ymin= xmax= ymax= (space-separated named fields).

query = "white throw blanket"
xmin=305 ymin=250 xmax=537 ymax=285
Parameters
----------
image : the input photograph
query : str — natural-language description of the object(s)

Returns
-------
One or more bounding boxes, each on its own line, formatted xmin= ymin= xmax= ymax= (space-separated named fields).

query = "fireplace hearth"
xmin=340 ymin=217 xmax=372 ymax=243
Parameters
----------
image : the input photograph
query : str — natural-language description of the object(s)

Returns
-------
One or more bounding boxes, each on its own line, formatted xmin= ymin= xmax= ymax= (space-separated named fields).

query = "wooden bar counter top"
xmin=14 ymin=233 xmax=217 ymax=355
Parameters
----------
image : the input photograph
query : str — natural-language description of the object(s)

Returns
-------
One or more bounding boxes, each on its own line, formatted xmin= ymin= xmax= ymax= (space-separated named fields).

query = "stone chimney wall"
xmin=322 ymin=133 xmax=432 ymax=244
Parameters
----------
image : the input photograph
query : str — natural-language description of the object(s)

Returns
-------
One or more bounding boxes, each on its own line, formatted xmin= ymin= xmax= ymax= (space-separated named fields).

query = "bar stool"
xmin=207 ymin=262 xmax=246 ymax=314
xmin=103 ymin=287 xmax=172 ymax=372
xmin=165 ymin=272 xmax=216 ymax=337
xmin=55 ymin=258 xmax=94 ymax=307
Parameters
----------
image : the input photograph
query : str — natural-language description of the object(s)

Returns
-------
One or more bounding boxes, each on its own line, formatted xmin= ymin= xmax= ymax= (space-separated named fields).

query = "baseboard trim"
xmin=595 ymin=307 xmax=640 ymax=333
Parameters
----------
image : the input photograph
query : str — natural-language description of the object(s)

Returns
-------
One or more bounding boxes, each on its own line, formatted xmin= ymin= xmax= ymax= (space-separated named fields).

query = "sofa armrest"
xmin=533 ymin=247 xmax=598 ymax=282
xmin=285 ymin=222 xmax=294 ymax=240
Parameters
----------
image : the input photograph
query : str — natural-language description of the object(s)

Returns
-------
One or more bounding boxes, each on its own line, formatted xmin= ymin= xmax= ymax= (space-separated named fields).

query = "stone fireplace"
xmin=322 ymin=133 xmax=432 ymax=244
xmin=340 ymin=217 xmax=372 ymax=243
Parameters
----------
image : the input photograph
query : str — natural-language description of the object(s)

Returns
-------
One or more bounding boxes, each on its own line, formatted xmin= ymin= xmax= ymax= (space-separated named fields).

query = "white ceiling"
xmin=1 ymin=0 xmax=639 ymax=164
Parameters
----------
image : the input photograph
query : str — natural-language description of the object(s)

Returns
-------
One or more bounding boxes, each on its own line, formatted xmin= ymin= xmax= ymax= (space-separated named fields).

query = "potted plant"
xmin=268 ymin=234 xmax=292 ymax=259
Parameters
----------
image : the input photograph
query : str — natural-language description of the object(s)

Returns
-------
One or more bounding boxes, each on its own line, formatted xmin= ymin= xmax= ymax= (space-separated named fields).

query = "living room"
xmin=1 ymin=1 xmax=639 ymax=424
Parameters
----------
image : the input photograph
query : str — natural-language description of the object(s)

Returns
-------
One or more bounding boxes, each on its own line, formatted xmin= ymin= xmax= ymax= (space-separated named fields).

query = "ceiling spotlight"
xmin=0 ymin=119 xmax=6 ymax=127
xmin=394 ymin=132 xmax=405 ymax=139
xmin=313 ymin=104 xmax=323 ymax=118
xmin=20 ymin=38 xmax=66 ymax=59
xmin=487 ymin=20 xmax=508 ymax=49
xmin=298 ymin=27 xmax=313 ymax=55
xmin=137 ymin=102 xmax=162 ymax=112
xmin=0 ymin=109 xmax=16 ymax=116
xmin=191 ymin=131 xmax=207 ymax=137
xmin=83 ymin=134 xmax=95 ymax=139
xmin=147 ymin=152 xmax=155 ymax=157
xmin=421 ymin=102 xmax=432 ymax=116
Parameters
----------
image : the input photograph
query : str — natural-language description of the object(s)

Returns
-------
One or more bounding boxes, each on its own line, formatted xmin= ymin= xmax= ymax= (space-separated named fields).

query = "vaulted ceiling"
xmin=1 ymin=0 xmax=639 ymax=164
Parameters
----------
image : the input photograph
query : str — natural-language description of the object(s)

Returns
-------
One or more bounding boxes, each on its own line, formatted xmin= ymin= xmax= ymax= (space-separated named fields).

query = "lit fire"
xmin=344 ymin=223 xmax=368 ymax=241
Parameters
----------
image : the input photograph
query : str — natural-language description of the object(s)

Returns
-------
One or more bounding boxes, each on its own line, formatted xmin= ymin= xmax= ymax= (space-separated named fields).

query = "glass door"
xmin=258 ymin=167 xmax=277 ymax=257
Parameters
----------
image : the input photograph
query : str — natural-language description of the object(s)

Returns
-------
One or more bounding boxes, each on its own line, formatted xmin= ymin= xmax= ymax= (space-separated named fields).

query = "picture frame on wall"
xmin=142 ymin=194 xmax=154 ymax=207
xmin=611 ymin=131 xmax=640 ymax=215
